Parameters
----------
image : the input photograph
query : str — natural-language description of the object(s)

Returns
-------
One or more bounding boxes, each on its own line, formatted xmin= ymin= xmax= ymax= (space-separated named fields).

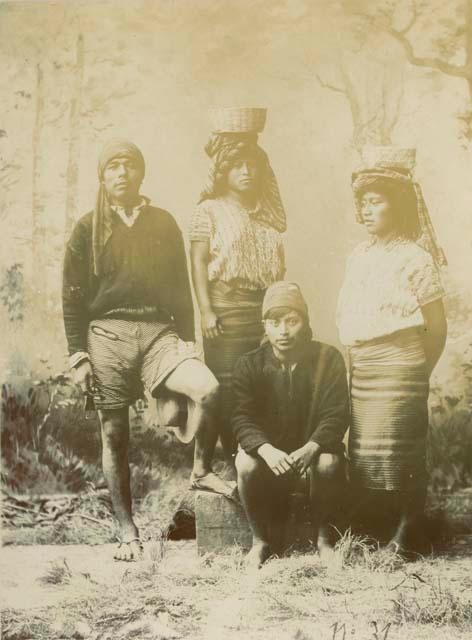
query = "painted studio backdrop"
xmin=1 ymin=1 xmax=472 ymax=501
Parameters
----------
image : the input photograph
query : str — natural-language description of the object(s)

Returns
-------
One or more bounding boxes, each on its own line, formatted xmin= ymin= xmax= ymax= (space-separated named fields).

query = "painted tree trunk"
xmin=64 ymin=33 xmax=85 ymax=240
xmin=338 ymin=55 xmax=404 ymax=154
xmin=31 ymin=63 xmax=45 ymax=294
xmin=466 ymin=0 xmax=472 ymax=104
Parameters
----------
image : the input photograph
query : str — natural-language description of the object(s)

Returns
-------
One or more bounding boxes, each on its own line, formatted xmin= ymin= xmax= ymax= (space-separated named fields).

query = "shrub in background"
xmin=1 ymin=373 xmax=194 ymax=499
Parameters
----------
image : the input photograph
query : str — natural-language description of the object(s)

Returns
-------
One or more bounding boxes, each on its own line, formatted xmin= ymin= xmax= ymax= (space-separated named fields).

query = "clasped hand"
xmin=258 ymin=442 xmax=320 ymax=477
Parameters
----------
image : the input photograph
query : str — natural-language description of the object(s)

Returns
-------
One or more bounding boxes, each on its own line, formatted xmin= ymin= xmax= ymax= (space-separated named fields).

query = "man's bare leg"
xmin=216 ymin=388 xmax=238 ymax=479
xmin=217 ymin=409 xmax=238 ymax=482
xmin=99 ymin=407 xmax=142 ymax=561
xmin=164 ymin=359 xmax=233 ymax=494
xmin=236 ymin=450 xmax=275 ymax=568
xmin=310 ymin=453 xmax=344 ymax=561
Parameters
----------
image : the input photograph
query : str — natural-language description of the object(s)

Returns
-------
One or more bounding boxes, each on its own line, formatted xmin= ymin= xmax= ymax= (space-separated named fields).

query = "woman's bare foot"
xmin=386 ymin=536 xmax=405 ymax=552
xmin=245 ymin=542 xmax=271 ymax=570
xmin=113 ymin=538 xmax=144 ymax=562
xmin=387 ymin=515 xmax=411 ymax=556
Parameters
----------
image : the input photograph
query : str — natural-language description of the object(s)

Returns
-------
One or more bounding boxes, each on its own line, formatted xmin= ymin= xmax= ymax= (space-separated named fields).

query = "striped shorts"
xmin=87 ymin=318 xmax=200 ymax=410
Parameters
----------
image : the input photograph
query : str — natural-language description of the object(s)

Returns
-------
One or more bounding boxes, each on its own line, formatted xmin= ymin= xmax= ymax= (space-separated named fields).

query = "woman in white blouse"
xmin=190 ymin=108 xmax=286 ymax=479
xmin=337 ymin=147 xmax=447 ymax=555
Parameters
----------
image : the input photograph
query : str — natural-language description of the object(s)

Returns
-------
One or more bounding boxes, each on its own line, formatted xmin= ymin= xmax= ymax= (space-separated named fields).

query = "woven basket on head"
xmin=210 ymin=107 xmax=267 ymax=133
xmin=361 ymin=146 xmax=416 ymax=172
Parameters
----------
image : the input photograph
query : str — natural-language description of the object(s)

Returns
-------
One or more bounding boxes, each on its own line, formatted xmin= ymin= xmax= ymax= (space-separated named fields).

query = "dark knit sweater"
xmin=62 ymin=205 xmax=195 ymax=355
xmin=232 ymin=341 xmax=349 ymax=455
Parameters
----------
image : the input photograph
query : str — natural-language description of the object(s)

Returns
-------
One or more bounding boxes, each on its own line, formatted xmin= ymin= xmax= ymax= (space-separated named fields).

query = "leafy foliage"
xmin=0 ymin=262 xmax=25 ymax=322
xmin=1 ymin=373 xmax=102 ymax=493
xmin=1 ymin=371 xmax=193 ymax=499
xmin=428 ymin=392 xmax=472 ymax=492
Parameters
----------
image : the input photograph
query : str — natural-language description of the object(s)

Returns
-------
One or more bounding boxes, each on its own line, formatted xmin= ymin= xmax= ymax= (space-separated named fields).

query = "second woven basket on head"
xmin=210 ymin=107 xmax=267 ymax=134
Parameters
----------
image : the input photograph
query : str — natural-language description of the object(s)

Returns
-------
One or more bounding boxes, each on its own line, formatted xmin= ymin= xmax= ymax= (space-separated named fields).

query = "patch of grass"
xmin=286 ymin=563 xmax=322 ymax=585
xmin=2 ymin=469 xmax=190 ymax=547
xmin=334 ymin=527 xmax=377 ymax=566
xmin=38 ymin=558 xmax=72 ymax=585
xmin=392 ymin=576 xmax=472 ymax=627
xmin=334 ymin=528 xmax=406 ymax=573
xmin=200 ymin=545 xmax=246 ymax=571
xmin=2 ymin=486 xmax=117 ymax=546
xmin=3 ymin=543 xmax=472 ymax=640
xmin=3 ymin=518 xmax=114 ymax=546
xmin=1 ymin=611 xmax=53 ymax=640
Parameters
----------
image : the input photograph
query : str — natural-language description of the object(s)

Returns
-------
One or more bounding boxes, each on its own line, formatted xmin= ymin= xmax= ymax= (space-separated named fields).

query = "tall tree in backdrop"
xmin=271 ymin=1 xmax=406 ymax=153
xmin=317 ymin=1 xmax=404 ymax=154
xmin=348 ymin=0 xmax=472 ymax=143
xmin=316 ymin=43 xmax=405 ymax=153
xmin=64 ymin=31 xmax=85 ymax=239
xmin=387 ymin=0 xmax=472 ymax=142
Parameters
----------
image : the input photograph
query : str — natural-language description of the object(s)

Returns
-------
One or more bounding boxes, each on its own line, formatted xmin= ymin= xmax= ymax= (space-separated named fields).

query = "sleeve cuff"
xmin=70 ymin=351 xmax=90 ymax=369
xmin=418 ymin=290 xmax=444 ymax=307
xmin=189 ymin=233 xmax=211 ymax=242
xmin=243 ymin=437 xmax=270 ymax=456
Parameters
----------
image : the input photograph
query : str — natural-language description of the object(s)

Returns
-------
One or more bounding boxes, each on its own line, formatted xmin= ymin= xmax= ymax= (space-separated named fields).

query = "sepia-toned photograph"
xmin=1 ymin=1 xmax=471 ymax=638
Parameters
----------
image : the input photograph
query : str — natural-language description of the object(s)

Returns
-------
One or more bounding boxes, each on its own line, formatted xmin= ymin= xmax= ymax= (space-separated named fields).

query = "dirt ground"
xmin=1 ymin=534 xmax=472 ymax=640
xmin=1 ymin=541 xmax=193 ymax=611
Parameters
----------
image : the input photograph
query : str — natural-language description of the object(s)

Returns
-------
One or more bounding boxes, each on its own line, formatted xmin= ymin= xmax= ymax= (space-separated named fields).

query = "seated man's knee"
xmin=315 ymin=453 xmax=342 ymax=481
xmin=235 ymin=449 xmax=264 ymax=480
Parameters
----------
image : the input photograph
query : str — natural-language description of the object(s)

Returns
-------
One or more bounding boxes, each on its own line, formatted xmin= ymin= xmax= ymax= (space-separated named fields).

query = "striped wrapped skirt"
xmin=203 ymin=280 xmax=265 ymax=446
xmin=348 ymin=328 xmax=430 ymax=492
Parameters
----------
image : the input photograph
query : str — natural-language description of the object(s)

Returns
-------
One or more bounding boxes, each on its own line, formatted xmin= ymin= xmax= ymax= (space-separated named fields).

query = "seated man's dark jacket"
xmin=232 ymin=341 xmax=349 ymax=455
xmin=62 ymin=205 xmax=195 ymax=356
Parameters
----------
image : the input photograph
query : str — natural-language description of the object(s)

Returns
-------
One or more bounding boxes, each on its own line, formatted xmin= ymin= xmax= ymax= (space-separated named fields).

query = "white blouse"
xmin=189 ymin=198 xmax=285 ymax=290
xmin=336 ymin=237 xmax=444 ymax=346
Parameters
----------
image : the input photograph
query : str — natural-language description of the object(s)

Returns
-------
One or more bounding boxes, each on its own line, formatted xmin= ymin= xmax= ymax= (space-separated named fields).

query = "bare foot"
xmin=113 ymin=538 xmax=144 ymax=562
xmin=190 ymin=471 xmax=237 ymax=499
xmin=387 ymin=522 xmax=409 ymax=556
xmin=386 ymin=538 xmax=409 ymax=558
xmin=317 ymin=526 xmax=337 ymax=568
xmin=245 ymin=542 xmax=271 ymax=570
xmin=317 ymin=525 xmax=333 ymax=552
xmin=218 ymin=460 xmax=237 ymax=483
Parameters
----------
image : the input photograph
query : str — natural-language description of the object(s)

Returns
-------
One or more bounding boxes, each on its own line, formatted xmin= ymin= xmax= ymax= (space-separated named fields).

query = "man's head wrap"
xmin=351 ymin=146 xmax=447 ymax=267
xmin=199 ymin=108 xmax=286 ymax=233
xmin=262 ymin=281 xmax=309 ymax=320
xmin=92 ymin=139 xmax=145 ymax=275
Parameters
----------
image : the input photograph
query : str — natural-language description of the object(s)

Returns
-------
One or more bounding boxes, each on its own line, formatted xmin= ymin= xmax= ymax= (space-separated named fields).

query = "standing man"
xmin=232 ymin=282 xmax=349 ymax=568
xmin=63 ymin=139 xmax=232 ymax=561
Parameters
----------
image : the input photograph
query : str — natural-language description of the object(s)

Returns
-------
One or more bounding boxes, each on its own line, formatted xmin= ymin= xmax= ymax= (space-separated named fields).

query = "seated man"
xmin=232 ymin=281 xmax=349 ymax=567
xmin=62 ymin=139 xmax=233 ymax=561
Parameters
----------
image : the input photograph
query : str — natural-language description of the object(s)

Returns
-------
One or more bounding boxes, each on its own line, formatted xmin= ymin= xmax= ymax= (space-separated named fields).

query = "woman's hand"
xmin=190 ymin=240 xmax=222 ymax=340
xmin=201 ymin=310 xmax=222 ymax=340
